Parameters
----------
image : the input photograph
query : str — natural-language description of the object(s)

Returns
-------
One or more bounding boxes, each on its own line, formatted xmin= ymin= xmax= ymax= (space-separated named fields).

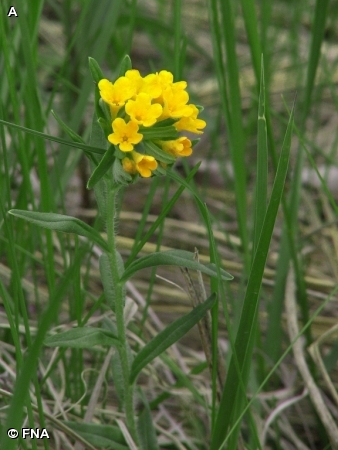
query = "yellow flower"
xmin=132 ymin=151 xmax=158 ymax=177
xmin=141 ymin=70 xmax=187 ymax=101
xmin=125 ymin=93 xmax=162 ymax=127
xmin=160 ymin=137 xmax=192 ymax=157
xmin=156 ymin=70 xmax=174 ymax=86
xmin=141 ymin=73 xmax=163 ymax=98
xmin=98 ymin=77 xmax=135 ymax=116
xmin=122 ymin=157 xmax=138 ymax=174
xmin=108 ymin=118 xmax=143 ymax=152
xmin=125 ymin=69 xmax=144 ymax=95
xmin=174 ymin=105 xmax=206 ymax=134
xmin=160 ymin=87 xmax=192 ymax=119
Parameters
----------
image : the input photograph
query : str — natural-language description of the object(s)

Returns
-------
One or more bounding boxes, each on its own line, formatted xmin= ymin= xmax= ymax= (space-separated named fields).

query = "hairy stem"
xmin=106 ymin=182 xmax=137 ymax=441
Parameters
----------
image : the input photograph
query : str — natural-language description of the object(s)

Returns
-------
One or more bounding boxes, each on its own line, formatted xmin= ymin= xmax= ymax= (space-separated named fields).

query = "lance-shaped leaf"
xmin=64 ymin=422 xmax=128 ymax=449
xmin=118 ymin=54 xmax=132 ymax=77
xmin=0 ymin=118 xmax=105 ymax=155
xmin=45 ymin=327 xmax=119 ymax=348
xmin=51 ymin=110 xmax=99 ymax=167
xmin=9 ymin=210 xmax=108 ymax=251
xmin=141 ymin=125 xmax=178 ymax=141
xmin=151 ymin=117 xmax=177 ymax=128
xmin=88 ymin=57 xmax=105 ymax=84
xmin=87 ymin=145 xmax=115 ymax=189
xmin=120 ymin=250 xmax=233 ymax=283
xmin=130 ymin=293 xmax=217 ymax=384
xmin=51 ymin=110 xmax=85 ymax=144
xmin=137 ymin=392 xmax=160 ymax=450
xmin=142 ymin=141 xmax=176 ymax=164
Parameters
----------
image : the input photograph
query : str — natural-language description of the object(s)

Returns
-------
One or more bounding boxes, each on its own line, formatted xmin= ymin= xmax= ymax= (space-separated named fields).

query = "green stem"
xmin=106 ymin=182 xmax=137 ymax=441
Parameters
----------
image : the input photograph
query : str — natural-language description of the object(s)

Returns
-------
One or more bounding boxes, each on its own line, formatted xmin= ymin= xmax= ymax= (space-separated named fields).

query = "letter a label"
xmin=8 ymin=7 xmax=18 ymax=17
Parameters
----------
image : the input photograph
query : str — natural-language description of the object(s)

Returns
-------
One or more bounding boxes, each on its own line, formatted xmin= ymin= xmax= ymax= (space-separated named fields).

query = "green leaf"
xmin=140 ymin=125 xmax=179 ymax=141
xmin=90 ymin=117 xmax=109 ymax=221
xmin=0 ymin=118 xmax=105 ymax=155
xmin=210 ymin=100 xmax=295 ymax=450
xmin=45 ymin=327 xmax=119 ymax=348
xmin=151 ymin=118 xmax=177 ymax=128
xmin=87 ymin=145 xmax=115 ymax=189
xmin=112 ymin=157 xmax=133 ymax=185
xmin=118 ymin=54 xmax=132 ymax=77
xmin=137 ymin=392 xmax=160 ymax=450
xmin=130 ymin=293 xmax=217 ymax=384
xmin=88 ymin=57 xmax=105 ymax=83
xmin=8 ymin=210 xmax=108 ymax=252
xmin=252 ymin=56 xmax=268 ymax=257
xmin=120 ymin=249 xmax=233 ymax=283
xmin=63 ymin=422 xmax=128 ymax=449
xmin=51 ymin=110 xmax=85 ymax=144
xmin=90 ymin=114 xmax=109 ymax=151
xmin=51 ymin=109 xmax=99 ymax=168
xmin=98 ymin=100 xmax=112 ymax=126
xmin=142 ymin=141 xmax=176 ymax=164
xmin=153 ymin=165 xmax=167 ymax=176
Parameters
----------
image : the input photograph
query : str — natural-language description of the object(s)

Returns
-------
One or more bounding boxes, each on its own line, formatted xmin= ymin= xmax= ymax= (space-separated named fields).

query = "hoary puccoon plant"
xmin=9 ymin=56 xmax=233 ymax=447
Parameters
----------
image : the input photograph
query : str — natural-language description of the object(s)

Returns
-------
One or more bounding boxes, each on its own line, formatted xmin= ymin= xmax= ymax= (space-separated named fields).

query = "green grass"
xmin=1 ymin=0 xmax=338 ymax=449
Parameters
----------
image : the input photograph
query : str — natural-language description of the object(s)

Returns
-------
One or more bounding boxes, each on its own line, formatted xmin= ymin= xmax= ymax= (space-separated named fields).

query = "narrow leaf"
xmin=130 ymin=293 xmax=217 ymax=384
xmin=112 ymin=158 xmax=133 ymax=185
xmin=137 ymin=393 xmax=160 ymax=450
xmin=87 ymin=145 xmax=115 ymax=189
xmin=51 ymin=110 xmax=85 ymax=144
xmin=151 ymin=117 xmax=177 ymax=128
xmin=253 ymin=57 xmax=268 ymax=257
xmin=141 ymin=126 xmax=179 ymax=142
xmin=64 ymin=422 xmax=128 ymax=449
xmin=211 ymin=101 xmax=295 ymax=450
xmin=0 ymin=118 xmax=105 ymax=155
xmin=142 ymin=141 xmax=176 ymax=164
xmin=88 ymin=57 xmax=105 ymax=84
xmin=121 ymin=250 xmax=233 ymax=283
xmin=118 ymin=55 xmax=132 ymax=77
xmin=9 ymin=210 xmax=108 ymax=251
xmin=45 ymin=327 xmax=119 ymax=348
xmin=51 ymin=109 xmax=99 ymax=167
xmin=90 ymin=115 xmax=109 ymax=220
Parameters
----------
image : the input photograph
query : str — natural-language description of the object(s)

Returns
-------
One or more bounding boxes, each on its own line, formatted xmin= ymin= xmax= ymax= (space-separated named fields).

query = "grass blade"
xmin=252 ymin=57 xmax=268 ymax=256
xmin=211 ymin=100 xmax=295 ymax=450
xmin=45 ymin=328 xmax=119 ymax=348
xmin=0 ymin=253 xmax=84 ymax=449
xmin=207 ymin=0 xmax=249 ymax=267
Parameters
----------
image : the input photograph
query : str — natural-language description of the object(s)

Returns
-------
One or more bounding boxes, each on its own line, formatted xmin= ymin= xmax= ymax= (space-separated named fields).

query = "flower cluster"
xmin=97 ymin=68 xmax=206 ymax=179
